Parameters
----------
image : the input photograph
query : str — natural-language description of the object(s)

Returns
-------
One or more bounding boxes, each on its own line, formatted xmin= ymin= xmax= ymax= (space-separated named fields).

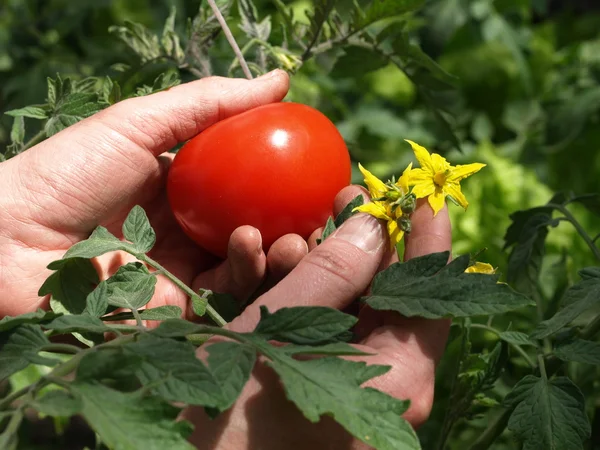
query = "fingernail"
xmin=331 ymin=214 xmax=385 ymax=253
xmin=257 ymin=69 xmax=282 ymax=80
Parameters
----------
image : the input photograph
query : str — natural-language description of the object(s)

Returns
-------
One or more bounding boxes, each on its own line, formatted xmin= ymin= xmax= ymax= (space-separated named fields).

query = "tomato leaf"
xmin=4 ymin=105 xmax=49 ymax=119
xmin=43 ymin=315 xmax=113 ymax=335
xmin=352 ymin=0 xmax=424 ymax=31
xmin=83 ymin=281 xmax=109 ymax=317
xmin=72 ymin=382 xmax=195 ymax=450
xmin=61 ymin=226 xmax=133 ymax=260
xmin=0 ymin=325 xmax=50 ymax=381
xmin=76 ymin=348 xmax=142 ymax=382
xmin=365 ymin=252 xmax=534 ymax=318
xmin=498 ymin=331 xmax=538 ymax=347
xmin=331 ymin=46 xmax=389 ymax=78
xmin=30 ymin=390 xmax=83 ymax=417
xmin=253 ymin=306 xmax=357 ymax=344
xmin=317 ymin=216 xmax=336 ymax=244
xmin=0 ymin=309 xmax=61 ymax=333
xmin=504 ymin=375 xmax=590 ymax=450
xmin=122 ymin=205 xmax=157 ymax=254
xmin=281 ymin=342 xmax=373 ymax=357
xmin=530 ymin=268 xmax=600 ymax=339
xmin=334 ymin=194 xmax=364 ymax=228
xmin=102 ymin=305 xmax=182 ymax=322
xmin=105 ymin=263 xmax=157 ymax=311
xmin=39 ymin=258 xmax=99 ymax=315
xmin=553 ymin=339 xmax=600 ymax=366
xmin=570 ymin=193 xmax=600 ymax=217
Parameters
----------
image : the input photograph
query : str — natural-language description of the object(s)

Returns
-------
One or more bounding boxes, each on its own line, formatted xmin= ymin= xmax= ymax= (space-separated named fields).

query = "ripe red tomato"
xmin=167 ymin=102 xmax=351 ymax=258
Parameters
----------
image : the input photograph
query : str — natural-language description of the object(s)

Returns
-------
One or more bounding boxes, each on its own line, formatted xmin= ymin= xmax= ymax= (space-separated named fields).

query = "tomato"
xmin=167 ymin=102 xmax=351 ymax=258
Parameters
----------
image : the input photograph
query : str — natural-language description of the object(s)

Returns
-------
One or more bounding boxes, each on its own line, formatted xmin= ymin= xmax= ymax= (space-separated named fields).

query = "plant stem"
xmin=140 ymin=254 xmax=226 ymax=327
xmin=40 ymin=343 xmax=82 ymax=354
xmin=470 ymin=323 xmax=536 ymax=368
xmin=549 ymin=203 xmax=600 ymax=261
xmin=131 ymin=309 xmax=144 ymax=328
xmin=467 ymin=409 xmax=511 ymax=450
xmin=0 ymin=386 xmax=30 ymax=411
xmin=206 ymin=0 xmax=253 ymax=80
xmin=22 ymin=129 xmax=46 ymax=151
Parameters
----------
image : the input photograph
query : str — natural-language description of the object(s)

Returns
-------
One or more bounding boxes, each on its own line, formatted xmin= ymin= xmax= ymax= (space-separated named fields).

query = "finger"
xmin=333 ymin=185 xmax=370 ymax=216
xmin=11 ymin=70 xmax=290 ymax=237
xmin=266 ymin=234 xmax=308 ymax=282
xmin=192 ymin=226 xmax=267 ymax=307
xmin=404 ymin=199 xmax=452 ymax=261
xmin=230 ymin=213 xmax=387 ymax=332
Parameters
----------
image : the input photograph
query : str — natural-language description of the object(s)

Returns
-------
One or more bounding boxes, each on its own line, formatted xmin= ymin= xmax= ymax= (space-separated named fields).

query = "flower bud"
xmin=397 ymin=216 xmax=412 ymax=233
xmin=399 ymin=194 xmax=416 ymax=214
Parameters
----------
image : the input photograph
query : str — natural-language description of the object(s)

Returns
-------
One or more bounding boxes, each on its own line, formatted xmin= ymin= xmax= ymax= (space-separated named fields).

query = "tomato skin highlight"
xmin=167 ymin=102 xmax=351 ymax=258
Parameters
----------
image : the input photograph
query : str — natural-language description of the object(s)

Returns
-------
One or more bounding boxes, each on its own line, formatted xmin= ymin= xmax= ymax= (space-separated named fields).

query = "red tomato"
xmin=167 ymin=102 xmax=351 ymax=258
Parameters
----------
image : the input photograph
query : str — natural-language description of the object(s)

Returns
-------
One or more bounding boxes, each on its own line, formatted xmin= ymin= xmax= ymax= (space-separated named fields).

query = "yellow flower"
xmin=353 ymin=164 xmax=413 ymax=247
xmin=465 ymin=262 xmax=496 ymax=274
xmin=404 ymin=140 xmax=486 ymax=216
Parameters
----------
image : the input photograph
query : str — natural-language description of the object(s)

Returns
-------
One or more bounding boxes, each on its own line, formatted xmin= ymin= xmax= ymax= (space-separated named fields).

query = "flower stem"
xmin=22 ymin=129 xmax=46 ymax=151
xmin=206 ymin=0 xmax=253 ymax=80
xmin=140 ymin=254 xmax=227 ymax=327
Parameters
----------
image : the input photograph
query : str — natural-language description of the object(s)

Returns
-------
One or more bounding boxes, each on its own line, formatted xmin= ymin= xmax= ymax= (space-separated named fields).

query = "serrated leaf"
xmin=0 ymin=309 xmax=61 ymax=332
xmin=62 ymin=226 xmax=130 ymax=260
xmin=554 ymin=339 xmax=600 ymax=366
xmin=105 ymin=263 xmax=157 ymax=310
xmin=498 ymin=331 xmax=538 ymax=347
xmin=531 ymin=271 xmax=600 ymax=339
xmin=365 ymin=252 xmax=533 ymax=319
xmin=4 ymin=105 xmax=48 ymax=119
xmin=43 ymin=315 xmax=112 ymax=334
xmin=265 ymin=351 xmax=419 ymax=450
xmin=73 ymin=382 xmax=194 ymax=450
xmin=122 ymin=206 xmax=156 ymax=253
xmin=161 ymin=7 xmax=185 ymax=63
xmin=84 ymin=281 xmax=109 ymax=317
xmin=109 ymin=21 xmax=162 ymax=64
xmin=76 ymin=348 xmax=142 ymax=382
xmin=335 ymin=194 xmax=364 ymax=227
xmin=254 ymin=306 xmax=357 ymax=344
xmin=151 ymin=319 xmax=206 ymax=338
xmin=30 ymin=389 xmax=83 ymax=417
xmin=317 ymin=216 xmax=336 ymax=244
xmin=102 ymin=305 xmax=182 ymax=322
xmin=206 ymin=342 xmax=256 ymax=410
xmin=571 ymin=193 xmax=600 ymax=217
xmin=353 ymin=0 xmax=424 ymax=31
xmin=39 ymin=258 xmax=99 ymax=315
xmin=303 ymin=0 xmax=337 ymax=56
xmin=238 ymin=0 xmax=272 ymax=41
xmin=124 ymin=336 xmax=224 ymax=408
xmin=282 ymin=342 xmax=373 ymax=357
xmin=331 ymin=46 xmax=388 ymax=78
xmin=9 ymin=116 xmax=24 ymax=144
xmin=0 ymin=325 xmax=50 ymax=381
xmin=504 ymin=375 xmax=590 ymax=450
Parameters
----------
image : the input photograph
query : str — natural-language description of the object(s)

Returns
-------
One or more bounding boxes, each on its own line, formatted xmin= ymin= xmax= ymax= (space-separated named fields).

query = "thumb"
xmin=10 ymin=71 xmax=289 ymax=235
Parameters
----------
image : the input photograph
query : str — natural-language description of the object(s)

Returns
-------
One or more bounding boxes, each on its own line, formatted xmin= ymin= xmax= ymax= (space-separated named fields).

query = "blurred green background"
xmin=1 ymin=0 xmax=599 ymax=448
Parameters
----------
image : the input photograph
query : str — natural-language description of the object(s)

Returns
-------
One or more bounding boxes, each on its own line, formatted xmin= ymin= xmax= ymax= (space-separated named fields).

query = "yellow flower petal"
xmin=448 ymin=163 xmax=486 ymax=183
xmin=431 ymin=153 xmax=450 ymax=173
xmin=444 ymin=182 xmax=469 ymax=210
xmin=353 ymin=202 xmax=390 ymax=221
xmin=406 ymin=167 xmax=433 ymax=185
xmin=396 ymin=162 xmax=413 ymax=194
xmin=465 ymin=262 xmax=496 ymax=274
xmin=387 ymin=219 xmax=404 ymax=247
xmin=411 ymin=180 xmax=436 ymax=199
xmin=427 ymin=189 xmax=446 ymax=216
xmin=358 ymin=163 xmax=388 ymax=198
xmin=405 ymin=140 xmax=434 ymax=174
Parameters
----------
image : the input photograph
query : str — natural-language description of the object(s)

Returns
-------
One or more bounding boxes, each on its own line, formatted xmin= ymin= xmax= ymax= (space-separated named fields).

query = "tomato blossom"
xmin=404 ymin=140 xmax=486 ymax=216
xmin=464 ymin=262 xmax=496 ymax=274
xmin=353 ymin=163 xmax=414 ymax=247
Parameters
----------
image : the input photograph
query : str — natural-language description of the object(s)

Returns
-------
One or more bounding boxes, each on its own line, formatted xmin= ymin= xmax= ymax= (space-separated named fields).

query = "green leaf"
xmin=304 ymin=0 xmax=337 ymax=55
xmin=105 ymin=263 xmax=157 ymax=310
xmin=531 ymin=271 xmax=600 ymax=339
xmin=317 ymin=216 xmax=336 ymax=244
xmin=84 ymin=281 xmax=109 ymax=317
xmin=151 ymin=319 xmax=206 ymax=338
xmin=124 ymin=336 xmax=224 ymax=408
xmin=4 ymin=105 xmax=48 ymax=119
xmin=0 ymin=309 xmax=60 ymax=332
xmin=266 ymin=352 xmax=419 ymax=450
xmin=334 ymin=194 xmax=364 ymax=227
xmin=238 ymin=0 xmax=272 ymax=41
xmin=161 ymin=7 xmax=185 ymax=63
xmin=0 ymin=325 xmax=50 ymax=381
xmin=9 ymin=116 xmax=24 ymax=144
xmin=43 ymin=315 xmax=112 ymax=335
xmin=76 ymin=348 xmax=142 ymax=382
xmin=571 ymin=193 xmax=600 ymax=217
xmin=498 ymin=331 xmax=538 ymax=347
xmin=102 ymin=306 xmax=182 ymax=322
xmin=554 ymin=339 xmax=600 ymax=366
xmin=109 ymin=21 xmax=162 ymax=64
xmin=365 ymin=252 xmax=533 ymax=319
xmin=353 ymin=0 xmax=424 ymax=31
xmin=191 ymin=294 xmax=207 ymax=317
xmin=206 ymin=342 xmax=256 ymax=410
xmin=72 ymin=382 xmax=194 ymax=450
xmin=331 ymin=46 xmax=388 ymax=78
xmin=61 ymin=226 xmax=130 ymax=260
xmin=30 ymin=389 xmax=83 ymax=417
xmin=199 ymin=289 xmax=240 ymax=322
xmin=254 ymin=306 xmax=357 ymax=344
xmin=39 ymin=258 xmax=99 ymax=315
xmin=122 ymin=206 xmax=157 ymax=254
xmin=504 ymin=375 xmax=590 ymax=450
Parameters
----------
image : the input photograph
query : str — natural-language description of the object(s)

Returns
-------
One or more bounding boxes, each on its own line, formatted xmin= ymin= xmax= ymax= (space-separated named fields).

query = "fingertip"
xmin=267 ymin=234 xmax=308 ymax=280
xmin=227 ymin=225 xmax=267 ymax=296
xmin=334 ymin=185 xmax=370 ymax=216
xmin=307 ymin=227 xmax=323 ymax=251
xmin=404 ymin=200 xmax=451 ymax=261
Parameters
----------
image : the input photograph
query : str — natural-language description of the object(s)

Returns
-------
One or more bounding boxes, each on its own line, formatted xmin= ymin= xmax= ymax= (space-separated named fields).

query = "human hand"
xmin=0 ymin=70 xmax=309 ymax=319
xmin=184 ymin=186 xmax=452 ymax=449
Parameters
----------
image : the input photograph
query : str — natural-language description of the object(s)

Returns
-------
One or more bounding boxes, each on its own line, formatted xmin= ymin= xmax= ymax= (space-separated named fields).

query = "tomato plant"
xmin=167 ymin=102 xmax=351 ymax=257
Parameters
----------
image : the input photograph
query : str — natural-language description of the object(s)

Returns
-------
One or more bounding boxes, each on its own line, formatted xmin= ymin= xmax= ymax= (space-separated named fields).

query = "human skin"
xmin=0 ymin=70 xmax=451 ymax=448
